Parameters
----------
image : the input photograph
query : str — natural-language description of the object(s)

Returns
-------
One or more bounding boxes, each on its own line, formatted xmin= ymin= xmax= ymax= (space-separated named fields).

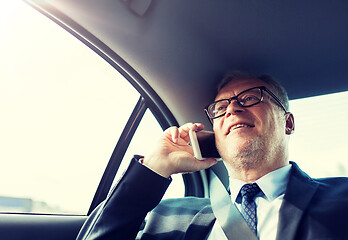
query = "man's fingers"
xmin=187 ymin=158 xmax=218 ymax=173
xmin=168 ymin=127 xmax=179 ymax=143
xmin=165 ymin=123 xmax=204 ymax=144
xmin=198 ymin=158 xmax=218 ymax=169
xmin=178 ymin=123 xmax=205 ymax=142
xmin=180 ymin=122 xmax=204 ymax=132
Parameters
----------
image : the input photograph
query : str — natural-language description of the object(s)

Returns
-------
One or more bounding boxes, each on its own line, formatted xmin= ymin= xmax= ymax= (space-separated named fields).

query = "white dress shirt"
xmin=207 ymin=164 xmax=292 ymax=240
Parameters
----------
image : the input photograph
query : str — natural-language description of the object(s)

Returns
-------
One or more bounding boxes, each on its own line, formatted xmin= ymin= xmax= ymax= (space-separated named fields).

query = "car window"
xmin=113 ymin=109 xmax=185 ymax=199
xmin=1 ymin=1 xmax=185 ymax=214
xmin=0 ymin=1 xmax=147 ymax=215
xmin=289 ymin=91 xmax=348 ymax=177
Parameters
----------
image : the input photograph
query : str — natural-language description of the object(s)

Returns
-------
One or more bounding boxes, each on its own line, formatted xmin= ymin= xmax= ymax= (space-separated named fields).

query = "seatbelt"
xmin=209 ymin=169 xmax=258 ymax=240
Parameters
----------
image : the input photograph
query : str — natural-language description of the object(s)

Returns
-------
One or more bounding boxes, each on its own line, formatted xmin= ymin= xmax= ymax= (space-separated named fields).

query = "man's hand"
xmin=142 ymin=123 xmax=218 ymax=178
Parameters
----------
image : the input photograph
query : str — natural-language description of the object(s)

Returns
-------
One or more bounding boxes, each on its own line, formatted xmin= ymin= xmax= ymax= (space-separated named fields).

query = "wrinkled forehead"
xmin=215 ymin=78 xmax=270 ymax=101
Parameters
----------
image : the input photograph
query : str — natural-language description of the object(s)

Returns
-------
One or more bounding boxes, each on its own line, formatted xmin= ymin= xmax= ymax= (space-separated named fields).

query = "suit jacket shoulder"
xmin=277 ymin=161 xmax=348 ymax=240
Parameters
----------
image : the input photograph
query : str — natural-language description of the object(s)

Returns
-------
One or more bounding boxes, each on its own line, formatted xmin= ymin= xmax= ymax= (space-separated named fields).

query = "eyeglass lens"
xmin=209 ymin=88 xmax=262 ymax=118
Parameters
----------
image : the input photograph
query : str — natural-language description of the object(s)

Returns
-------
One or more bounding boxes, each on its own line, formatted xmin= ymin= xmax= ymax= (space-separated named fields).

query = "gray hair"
xmin=217 ymin=70 xmax=289 ymax=111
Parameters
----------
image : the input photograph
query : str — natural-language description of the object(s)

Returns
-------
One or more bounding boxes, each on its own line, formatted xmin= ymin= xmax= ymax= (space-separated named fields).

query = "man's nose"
xmin=225 ymin=100 xmax=244 ymax=118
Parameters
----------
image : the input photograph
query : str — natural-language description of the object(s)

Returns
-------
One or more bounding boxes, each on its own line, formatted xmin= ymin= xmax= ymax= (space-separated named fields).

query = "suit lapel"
xmin=276 ymin=162 xmax=319 ymax=240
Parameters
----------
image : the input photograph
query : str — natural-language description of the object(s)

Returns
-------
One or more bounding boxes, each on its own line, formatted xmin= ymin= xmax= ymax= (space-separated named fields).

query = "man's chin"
xmin=226 ymin=141 xmax=253 ymax=155
xmin=223 ymin=151 xmax=263 ymax=171
xmin=222 ymin=139 xmax=265 ymax=162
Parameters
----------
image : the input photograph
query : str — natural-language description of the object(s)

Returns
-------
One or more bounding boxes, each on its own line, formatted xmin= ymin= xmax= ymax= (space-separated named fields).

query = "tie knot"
xmin=240 ymin=183 xmax=261 ymax=201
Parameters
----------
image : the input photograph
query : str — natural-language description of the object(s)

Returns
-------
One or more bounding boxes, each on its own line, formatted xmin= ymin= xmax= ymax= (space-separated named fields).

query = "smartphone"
xmin=189 ymin=130 xmax=221 ymax=160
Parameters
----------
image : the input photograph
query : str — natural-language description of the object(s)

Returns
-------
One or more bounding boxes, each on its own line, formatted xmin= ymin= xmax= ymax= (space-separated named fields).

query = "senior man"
xmin=76 ymin=71 xmax=348 ymax=240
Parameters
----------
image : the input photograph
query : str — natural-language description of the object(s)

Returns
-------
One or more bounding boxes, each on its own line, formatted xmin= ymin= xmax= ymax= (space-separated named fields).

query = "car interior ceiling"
xmin=28 ymin=0 xmax=348 ymax=131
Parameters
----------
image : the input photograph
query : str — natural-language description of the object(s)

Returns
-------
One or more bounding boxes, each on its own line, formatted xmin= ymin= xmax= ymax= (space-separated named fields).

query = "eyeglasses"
xmin=204 ymin=86 xmax=287 ymax=121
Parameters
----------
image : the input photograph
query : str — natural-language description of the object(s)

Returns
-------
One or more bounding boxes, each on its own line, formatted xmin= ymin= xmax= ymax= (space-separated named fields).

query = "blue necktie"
xmin=240 ymin=183 xmax=261 ymax=235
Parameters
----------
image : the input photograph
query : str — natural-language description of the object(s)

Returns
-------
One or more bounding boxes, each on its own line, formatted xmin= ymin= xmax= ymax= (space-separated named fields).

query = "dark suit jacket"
xmin=76 ymin=158 xmax=348 ymax=240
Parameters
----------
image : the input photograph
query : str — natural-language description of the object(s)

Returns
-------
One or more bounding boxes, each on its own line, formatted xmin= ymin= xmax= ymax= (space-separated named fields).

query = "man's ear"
xmin=285 ymin=112 xmax=295 ymax=135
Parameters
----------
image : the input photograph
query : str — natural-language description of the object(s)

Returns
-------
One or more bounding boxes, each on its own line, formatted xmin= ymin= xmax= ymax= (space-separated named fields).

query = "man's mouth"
xmin=227 ymin=123 xmax=254 ymax=134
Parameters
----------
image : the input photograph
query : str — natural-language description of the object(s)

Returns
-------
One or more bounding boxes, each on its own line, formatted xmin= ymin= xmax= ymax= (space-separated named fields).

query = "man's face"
xmin=213 ymin=78 xmax=290 ymax=170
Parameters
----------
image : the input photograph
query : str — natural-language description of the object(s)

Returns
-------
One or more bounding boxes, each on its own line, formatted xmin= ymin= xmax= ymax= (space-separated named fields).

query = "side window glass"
xmin=289 ymin=91 xmax=348 ymax=177
xmin=114 ymin=110 xmax=185 ymax=199
xmin=0 ymin=1 xmax=139 ymax=214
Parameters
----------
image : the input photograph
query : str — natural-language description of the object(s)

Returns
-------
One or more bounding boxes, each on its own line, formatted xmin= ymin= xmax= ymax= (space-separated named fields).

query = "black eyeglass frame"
xmin=204 ymin=86 xmax=288 ymax=123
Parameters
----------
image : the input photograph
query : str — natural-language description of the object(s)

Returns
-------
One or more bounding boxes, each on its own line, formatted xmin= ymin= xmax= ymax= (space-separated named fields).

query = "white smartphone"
xmin=189 ymin=130 xmax=222 ymax=160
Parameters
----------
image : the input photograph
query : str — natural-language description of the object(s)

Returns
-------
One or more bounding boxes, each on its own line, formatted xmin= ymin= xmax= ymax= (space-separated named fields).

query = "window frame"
xmin=88 ymin=96 xmax=147 ymax=214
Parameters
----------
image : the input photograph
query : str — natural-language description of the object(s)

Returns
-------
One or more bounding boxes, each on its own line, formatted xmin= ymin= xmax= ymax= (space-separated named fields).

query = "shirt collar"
xmin=229 ymin=164 xmax=292 ymax=203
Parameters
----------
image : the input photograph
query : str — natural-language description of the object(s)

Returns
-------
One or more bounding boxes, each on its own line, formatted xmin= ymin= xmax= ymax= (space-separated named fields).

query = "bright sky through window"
xmin=289 ymin=91 xmax=348 ymax=177
xmin=0 ymin=0 xmax=140 ymax=214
